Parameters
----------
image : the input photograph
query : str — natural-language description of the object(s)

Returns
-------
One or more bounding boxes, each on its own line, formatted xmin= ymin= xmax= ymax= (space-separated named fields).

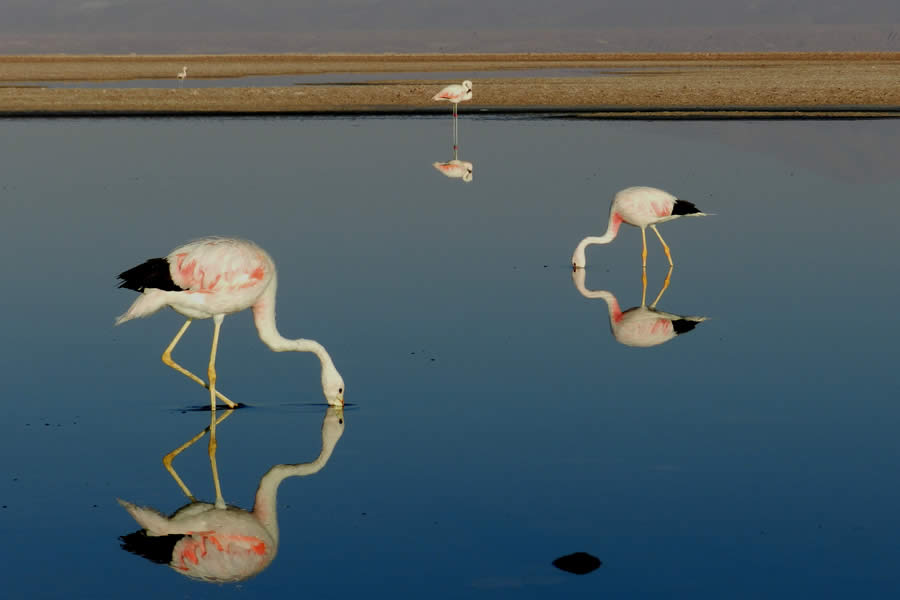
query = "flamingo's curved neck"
xmin=584 ymin=210 xmax=624 ymax=247
xmin=596 ymin=292 xmax=624 ymax=325
xmin=572 ymin=211 xmax=624 ymax=267
xmin=572 ymin=270 xmax=624 ymax=324
xmin=252 ymin=427 xmax=341 ymax=543
xmin=251 ymin=275 xmax=336 ymax=373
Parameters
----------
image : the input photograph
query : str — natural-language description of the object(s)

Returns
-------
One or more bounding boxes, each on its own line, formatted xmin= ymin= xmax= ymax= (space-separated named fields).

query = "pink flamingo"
xmin=572 ymin=267 xmax=707 ymax=348
xmin=432 ymin=159 xmax=474 ymax=182
xmin=572 ymin=186 xmax=708 ymax=269
xmin=119 ymin=406 xmax=345 ymax=582
xmin=116 ymin=237 xmax=345 ymax=411
xmin=432 ymin=80 xmax=473 ymax=119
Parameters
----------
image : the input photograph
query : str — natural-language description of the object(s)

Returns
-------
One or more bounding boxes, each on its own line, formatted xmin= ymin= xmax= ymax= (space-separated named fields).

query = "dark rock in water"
xmin=552 ymin=551 xmax=602 ymax=575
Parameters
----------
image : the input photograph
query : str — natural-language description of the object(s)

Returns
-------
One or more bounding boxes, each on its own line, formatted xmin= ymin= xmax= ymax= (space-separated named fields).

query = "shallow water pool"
xmin=1 ymin=115 xmax=899 ymax=598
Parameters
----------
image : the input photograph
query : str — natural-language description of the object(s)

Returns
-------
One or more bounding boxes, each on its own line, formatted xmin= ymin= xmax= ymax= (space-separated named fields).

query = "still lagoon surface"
xmin=2 ymin=115 xmax=899 ymax=598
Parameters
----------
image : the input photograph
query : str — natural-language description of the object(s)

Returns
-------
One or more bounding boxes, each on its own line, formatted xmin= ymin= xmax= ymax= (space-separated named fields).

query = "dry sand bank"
xmin=1 ymin=53 xmax=898 ymax=116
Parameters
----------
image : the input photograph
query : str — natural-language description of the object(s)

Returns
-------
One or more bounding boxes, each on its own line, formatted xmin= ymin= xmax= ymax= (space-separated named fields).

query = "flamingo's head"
xmin=463 ymin=80 xmax=473 ymax=92
xmin=453 ymin=159 xmax=474 ymax=182
xmin=322 ymin=364 xmax=345 ymax=407
xmin=322 ymin=406 xmax=346 ymax=449
xmin=571 ymin=268 xmax=586 ymax=291
xmin=572 ymin=244 xmax=587 ymax=269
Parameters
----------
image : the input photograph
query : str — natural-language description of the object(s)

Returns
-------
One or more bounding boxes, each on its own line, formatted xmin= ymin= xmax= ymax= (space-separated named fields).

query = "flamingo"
xmin=572 ymin=267 xmax=707 ymax=348
xmin=116 ymin=237 xmax=345 ymax=412
xmin=432 ymin=80 xmax=473 ymax=119
xmin=572 ymin=186 xmax=708 ymax=269
xmin=177 ymin=66 xmax=187 ymax=85
xmin=119 ymin=406 xmax=345 ymax=582
xmin=432 ymin=159 xmax=474 ymax=182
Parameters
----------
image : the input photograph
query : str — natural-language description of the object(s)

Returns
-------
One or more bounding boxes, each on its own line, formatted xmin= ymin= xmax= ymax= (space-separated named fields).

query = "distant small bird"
xmin=116 ymin=237 xmax=345 ymax=408
xmin=572 ymin=186 xmax=708 ymax=269
xmin=177 ymin=66 xmax=188 ymax=82
xmin=432 ymin=80 xmax=473 ymax=118
xmin=432 ymin=159 xmax=473 ymax=182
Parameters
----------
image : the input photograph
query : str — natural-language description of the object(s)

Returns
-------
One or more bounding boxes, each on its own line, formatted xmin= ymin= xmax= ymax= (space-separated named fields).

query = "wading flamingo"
xmin=432 ymin=80 xmax=472 ymax=119
xmin=572 ymin=186 xmax=708 ymax=269
xmin=177 ymin=66 xmax=187 ymax=85
xmin=116 ymin=237 xmax=345 ymax=411
xmin=119 ymin=406 xmax=345 ymax=582
xmin=572 ymin=267 xmax=707 ymax=348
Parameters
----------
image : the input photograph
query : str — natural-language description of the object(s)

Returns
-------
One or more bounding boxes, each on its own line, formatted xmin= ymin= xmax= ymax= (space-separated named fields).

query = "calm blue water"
xmin=1 ymin=116 xmax=899 ymax=598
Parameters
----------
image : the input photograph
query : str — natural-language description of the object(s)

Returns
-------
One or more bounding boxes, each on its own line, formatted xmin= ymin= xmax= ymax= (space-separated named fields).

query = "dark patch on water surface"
xmin=552 ymin=552 xmax=602 ymax=575
xmin=177 ymin=402 xmax=251 ymax=413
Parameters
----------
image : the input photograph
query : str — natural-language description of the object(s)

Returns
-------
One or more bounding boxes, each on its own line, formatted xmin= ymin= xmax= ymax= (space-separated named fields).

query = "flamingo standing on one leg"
xmin=572 ymin=186 xmax=708 ymax=269
xmin=177 ymin=66 xmax=188 ymax=86
xmin=432 ymin=80 xmax=473 ymax=119
xmin=433 ymin=80 xmax=473 ymax=149
xmin=115 ymin=237 xmax=346 ymax=412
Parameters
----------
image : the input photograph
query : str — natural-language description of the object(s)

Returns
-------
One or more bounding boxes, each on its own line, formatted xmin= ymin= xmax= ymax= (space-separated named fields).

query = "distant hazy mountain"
xmin=0 ymin=1 xmax=897 ymax=52
xmin=2 ymin=1 xmax=898 ymax=32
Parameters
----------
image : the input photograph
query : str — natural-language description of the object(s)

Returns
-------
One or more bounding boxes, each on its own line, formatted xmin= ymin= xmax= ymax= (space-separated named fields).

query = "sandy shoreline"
xmin=1 ymin=52 xmax=898 ymax=117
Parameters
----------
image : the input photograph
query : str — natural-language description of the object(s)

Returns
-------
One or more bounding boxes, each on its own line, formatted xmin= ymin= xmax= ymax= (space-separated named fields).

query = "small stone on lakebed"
xmin=552 ymin=551 xmax=602 ymax=575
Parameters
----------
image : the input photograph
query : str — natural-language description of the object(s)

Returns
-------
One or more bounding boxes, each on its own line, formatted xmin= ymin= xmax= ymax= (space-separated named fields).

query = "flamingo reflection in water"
xmin=118 ymin=406 xmax=345 ymax=582
xmin=572 ymin=267 xmax=708 ymax=348
xmin=432 ymin=156 xmax=474 ymax=182
xmin=431 ymin=80 xmax=474 ymax=182
xmin=432 ymin=120 xmax=473 ymax=182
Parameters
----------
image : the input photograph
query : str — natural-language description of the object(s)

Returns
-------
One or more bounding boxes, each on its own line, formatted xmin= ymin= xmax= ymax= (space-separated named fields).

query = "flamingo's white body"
xmin=432 ymin=80 xmax=472 ymax=117
xmin=116 ymin=237 xmax=345 ymax=409
xmin=119 ymin=407 xmax=344 ymax=582
xmin=572 ymin=268 xmax=707 ymax=348
xmin=432 ymin=159 xmax=473 ymax=182
xmin=572 ymin=186 xmax=708 ymax=269
xmin=177 ymin=66 xmax=188 ymax=82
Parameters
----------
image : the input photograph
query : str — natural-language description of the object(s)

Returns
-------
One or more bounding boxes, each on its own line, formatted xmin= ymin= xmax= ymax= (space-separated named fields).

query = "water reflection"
xmin=432 ymin=155 xmax=474 ymax=183
xmin=572 ymin=267 xmax=708 ymax=347
xmin=432 ymin=122 xmax=474 ymax=183
xmin=431 ymin=81 xmax=475 ymax=183
xmin=118 ymin=406 xmax=345 ymax=582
